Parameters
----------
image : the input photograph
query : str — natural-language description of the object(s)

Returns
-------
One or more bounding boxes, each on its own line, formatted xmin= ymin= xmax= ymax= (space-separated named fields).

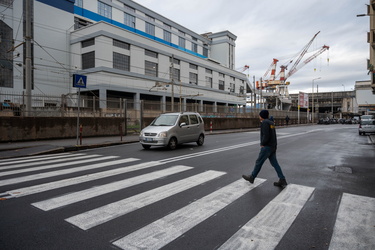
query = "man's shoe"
xmin=242 ymin=174 xmax=254 ymax=184
xmin=274 ymin=178 xmax=287 ymax=188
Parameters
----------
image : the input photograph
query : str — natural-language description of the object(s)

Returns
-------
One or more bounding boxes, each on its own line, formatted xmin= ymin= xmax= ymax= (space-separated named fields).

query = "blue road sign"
xmin=73 ymin=74 xmax=87 ymax=88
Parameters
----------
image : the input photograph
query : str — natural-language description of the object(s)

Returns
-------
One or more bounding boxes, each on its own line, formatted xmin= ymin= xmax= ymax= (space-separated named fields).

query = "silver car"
xmin=139 ymin=112 xmax=205 ymax=149
xmin=359 ymin=119 xmax=375 ymax=135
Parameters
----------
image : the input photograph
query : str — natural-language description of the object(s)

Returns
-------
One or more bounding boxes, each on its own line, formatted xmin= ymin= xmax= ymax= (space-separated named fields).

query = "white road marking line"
xmin=218 ymin=184 xmax=315 ymax=250
xmin=112 ymin=178 xmax=266 ymax=250
xmin=1 ymin=158 xmax=139 ymax=197
xmin=0 ymin=154 xmax=100 ymax=172
xmin=0 ymin=153 xmax=73 ymax=164
xmin=159 ymin=130 xmax=316 ymax=164
xmin=31 ymin=165 xmax=195 ymax=211
xmin=329 ymin=193 xmax=375 ymax=250
xmin=66 ymin=169 xmax=226 ymax=230
xmin=0 ymin=156 xmax=120 ymax=186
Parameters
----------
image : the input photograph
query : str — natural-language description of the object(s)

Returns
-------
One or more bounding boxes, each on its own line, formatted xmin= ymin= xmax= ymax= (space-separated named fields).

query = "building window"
xmin=191 ymin=43 xmax=197 ymax=53
xmin=206 ymin=76 xmax=212 ymax=88
xmin=82 ymin=51 xmax=95 ymax=69
xmin=219 ymin=73 xmax=225 ymax=78
xmin=146 ymin=14 xmax=154 ymax=22
xmin=113 ymin=52 xmax=130 ymax=71
xmin=164 ymin=23 xmax=171 ymax=29
xmin=205 ymin=68 xmax=212 ymax=74
xmin=98 ymin=1 xmax=112 ymax=19
xmin=124 ymin=13 xmax=135 ymax=28
xmin=113 ymin=39 xmax=130 ymax=50
xmin=230 ymin=83 xmax=235 ymax=92
xmin=219 ymin=80 xmax=225 ymax=90
xmin=164 ymin=30 xmax=171 ymax=43
xmin=179 ymin=37 xmax=185 ymax=48
xmin=171 ymin=68 xmax=180 ymax=81
xmin=0 ymin=19 xmax=13 ymax=88
xmin=75 ymin=0 xmax=83 ymax=7
xmin=179 ymin=30 xmax=185 ymax=36
xmin=74 ymin=17 xmax=93 ymax=30
xmin=81 ymin=38 xmax=95 ymax=48
xmin=189 ymin=63 xmax=198 ymax=70
xmin=145 ymin=49 xmax=158 ymax=58
xmin=170 ymin=57 xmax=180 ymax=65
xmin=146 ymin=22 xmax=155 ymax=36
xmin=189 ymin=72 xmax=198 ymax=85
xmin=124 ymin=4 xmax=135 ymax=13
xmin=145 ymin=61 xmax=158 ymax=77
xmin=240 ymin=86 xmax=244 ymax=94
xmin=203 ymin=47 xmax=208 ymax=57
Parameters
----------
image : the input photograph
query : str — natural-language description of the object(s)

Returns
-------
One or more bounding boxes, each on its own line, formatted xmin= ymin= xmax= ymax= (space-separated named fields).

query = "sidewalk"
xmin=0 ymin=129 xmax=256 ymax=159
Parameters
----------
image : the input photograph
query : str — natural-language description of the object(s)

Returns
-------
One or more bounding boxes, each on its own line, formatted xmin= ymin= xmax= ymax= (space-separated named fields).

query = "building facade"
xmin=290 ymin=91 xmax=358 ymax=119
xmin=0 ymin=0 xmax=252 ymax=111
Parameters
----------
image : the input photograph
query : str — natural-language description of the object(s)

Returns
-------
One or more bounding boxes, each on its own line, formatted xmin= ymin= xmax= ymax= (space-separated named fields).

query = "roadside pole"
xmin=76 ymin=87 xmax=80 ymax=145
xmin=73 ymin=74 xmax=87 ymax=145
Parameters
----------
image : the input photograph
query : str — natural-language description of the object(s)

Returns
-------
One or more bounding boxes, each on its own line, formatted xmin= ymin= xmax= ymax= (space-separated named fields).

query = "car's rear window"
xmin=361 ymin=120 xmax=375 ymax=125
xmin=152 ymin=115 xmax=178 ymax=126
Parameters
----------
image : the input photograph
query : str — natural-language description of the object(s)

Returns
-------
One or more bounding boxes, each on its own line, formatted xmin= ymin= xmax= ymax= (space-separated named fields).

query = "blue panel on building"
xmin=73 ymin=6 xmax=207 ymax=58
xmin=37 ymin=0 xmax=75 ymax=13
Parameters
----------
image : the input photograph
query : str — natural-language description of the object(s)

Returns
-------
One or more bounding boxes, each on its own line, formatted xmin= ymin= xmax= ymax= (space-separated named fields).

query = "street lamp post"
xmin=312 ymin=77 xmax=321 ymax=124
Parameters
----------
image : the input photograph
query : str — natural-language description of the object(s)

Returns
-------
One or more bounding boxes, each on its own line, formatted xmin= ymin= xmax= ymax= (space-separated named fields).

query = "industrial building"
xmin=0 ymin=0 xmax=252 ymax=112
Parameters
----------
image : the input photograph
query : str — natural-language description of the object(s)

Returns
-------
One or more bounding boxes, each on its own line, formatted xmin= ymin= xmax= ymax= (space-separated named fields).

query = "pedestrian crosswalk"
xmin=1 ymin=152 xmax=374 ymax=249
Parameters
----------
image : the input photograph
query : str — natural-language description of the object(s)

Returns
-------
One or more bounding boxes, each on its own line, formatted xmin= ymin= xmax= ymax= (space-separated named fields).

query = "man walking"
xmin=242 ymin=110 xmax=287 ymax=188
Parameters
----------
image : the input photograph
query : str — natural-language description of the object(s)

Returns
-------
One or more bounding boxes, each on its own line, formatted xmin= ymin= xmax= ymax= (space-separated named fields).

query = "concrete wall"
xmin=0 ymin=116 xmax=302 ymax=142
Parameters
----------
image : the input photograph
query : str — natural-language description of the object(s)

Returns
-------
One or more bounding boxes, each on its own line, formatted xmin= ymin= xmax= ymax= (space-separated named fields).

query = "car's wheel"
xmin=196 ymin=134 xmax=204 ymax=146
xmin=142 ymin=144 xmax=151 ymax=149
xmin=167 ymin=137 xmax=177 ymax=150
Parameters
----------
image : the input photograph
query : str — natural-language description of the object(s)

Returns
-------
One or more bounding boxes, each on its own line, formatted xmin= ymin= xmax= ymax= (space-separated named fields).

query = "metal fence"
xmin=0 ymin=91 xmax=310 ymax=123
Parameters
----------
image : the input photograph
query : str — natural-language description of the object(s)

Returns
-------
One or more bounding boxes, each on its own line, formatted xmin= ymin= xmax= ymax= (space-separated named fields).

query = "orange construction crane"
xmin=262 ymin=31 xmax=329 ymax=88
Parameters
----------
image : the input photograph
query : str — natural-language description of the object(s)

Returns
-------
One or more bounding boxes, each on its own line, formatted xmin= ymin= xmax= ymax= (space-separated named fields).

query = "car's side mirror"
xmin=180 ymin=122 xmax=186 ymax=127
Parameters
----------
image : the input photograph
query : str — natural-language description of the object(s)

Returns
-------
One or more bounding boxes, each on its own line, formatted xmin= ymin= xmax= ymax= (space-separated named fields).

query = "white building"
xmin=355 ymin=80 xmax=375 ymax=114
xmin=0 ymin=0 xmax=252 ymax=111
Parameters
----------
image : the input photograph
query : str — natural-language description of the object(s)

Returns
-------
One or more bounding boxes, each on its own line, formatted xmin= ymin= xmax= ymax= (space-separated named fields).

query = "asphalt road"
xmin=0 ymin=124 xmax=374 ymax=250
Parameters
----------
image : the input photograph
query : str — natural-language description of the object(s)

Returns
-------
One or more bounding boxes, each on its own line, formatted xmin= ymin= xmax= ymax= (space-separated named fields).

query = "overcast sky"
xmin=133 ymin=0 xmax=370 ymax=94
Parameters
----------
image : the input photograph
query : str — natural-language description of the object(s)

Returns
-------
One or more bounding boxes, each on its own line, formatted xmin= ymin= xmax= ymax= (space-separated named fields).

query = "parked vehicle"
xmin=358 ymin=119 xmax=375 ymax=135
xmin=360 ymin=115 xmax=375 ymax=120
xmin=139 ymin=112 xmax=205 ymax=150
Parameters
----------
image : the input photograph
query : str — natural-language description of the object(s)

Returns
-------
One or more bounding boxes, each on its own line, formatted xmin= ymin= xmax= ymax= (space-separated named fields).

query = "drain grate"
xmin=333 ymin=166 xmax=353 ymax=174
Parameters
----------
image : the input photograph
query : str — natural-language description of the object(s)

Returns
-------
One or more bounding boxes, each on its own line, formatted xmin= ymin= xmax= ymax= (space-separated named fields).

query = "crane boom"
xmin=287 ymin=45 xmax=329 ymax=79
xmin=282 ymin=31 xmax=320 ymax=81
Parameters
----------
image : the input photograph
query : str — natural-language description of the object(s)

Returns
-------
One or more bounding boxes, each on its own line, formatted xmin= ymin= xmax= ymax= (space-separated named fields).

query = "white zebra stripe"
xmin=218 ymin=184 xmax=315 ymax=250
xmin=1 ymin=158 xmax=139 ymax=197
xmin=0 ymin=152 xmax=73 ymax=165
xmin=112 ymin=178 xmax=266 ymax=250
xmin=31 ymin=165 xmax=197 ymax=211
xmin=329 ymin=193 xmax=375 ymax=250
xmin=0 ymin=154 xmax=96 ymax=171
xmin=66 ymin=169 xmax=226 ymax=230
xmin=0 ymin=155 xmax=118 ymax=177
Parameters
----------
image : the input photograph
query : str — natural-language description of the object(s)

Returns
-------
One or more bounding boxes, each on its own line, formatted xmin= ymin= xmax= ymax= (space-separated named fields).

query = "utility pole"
xmin=171 ymin=55 xmax=174 ymax=112
xmin=253 ymin=76 xmax=256 ymax=108
xmin=24 ymin=0 xmax=33 ymax=116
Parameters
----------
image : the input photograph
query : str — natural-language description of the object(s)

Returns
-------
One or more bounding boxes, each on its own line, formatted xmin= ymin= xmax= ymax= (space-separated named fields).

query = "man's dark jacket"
xmin=260 ymin=119 xmax=277 ymax=148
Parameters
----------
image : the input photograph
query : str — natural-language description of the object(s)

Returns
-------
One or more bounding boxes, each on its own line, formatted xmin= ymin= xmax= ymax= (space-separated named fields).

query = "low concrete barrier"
xmin=0 ymin=116 xmax=303 ymax=142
